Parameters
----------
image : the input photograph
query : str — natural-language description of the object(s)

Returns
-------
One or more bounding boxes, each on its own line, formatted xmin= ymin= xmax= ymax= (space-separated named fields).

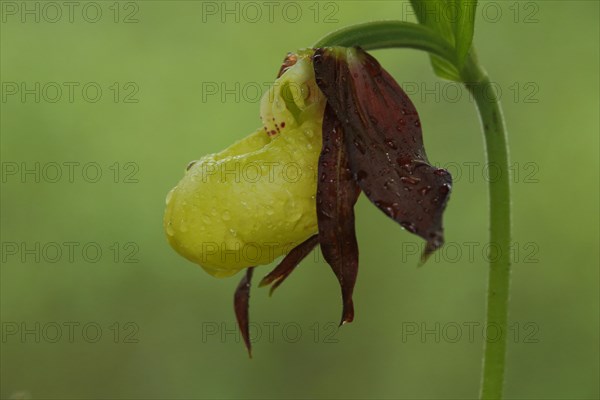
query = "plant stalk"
xmin=463 ymin=58 xmax=512 ymax=400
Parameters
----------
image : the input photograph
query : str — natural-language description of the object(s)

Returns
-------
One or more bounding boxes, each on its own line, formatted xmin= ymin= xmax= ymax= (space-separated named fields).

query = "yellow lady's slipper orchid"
xmin=165 ymin=46 xmax=453 ymax=356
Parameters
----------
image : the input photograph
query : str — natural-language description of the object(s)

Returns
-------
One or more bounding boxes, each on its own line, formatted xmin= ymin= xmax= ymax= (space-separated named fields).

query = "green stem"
xmin=313 ymin=21 xmax=457 ymax=65
xmin=315 ymin=21 xmax=512 ymax=400
xmin=463 ymin=58 xmax=512 ymax=400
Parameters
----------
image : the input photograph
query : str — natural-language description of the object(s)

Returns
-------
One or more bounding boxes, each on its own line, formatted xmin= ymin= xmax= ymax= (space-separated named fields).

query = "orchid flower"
xmin=164 ymin=47 xmax=452 ymax=356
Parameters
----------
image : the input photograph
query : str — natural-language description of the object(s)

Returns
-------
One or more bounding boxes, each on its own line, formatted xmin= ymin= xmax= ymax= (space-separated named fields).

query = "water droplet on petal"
xmin=419 ymin=186 xmax=432 ymax=196
xmin=180 ymin=220 xmax=188 ymax=232
xmin=165 ymin=189 xmax=175 ymax=205
xmin=353 ymin=140 xmax=366 ymax=154
xmin=401 ymin=176 xmax=421 ymax=185
xmin=383 ymin=178 xmax=395 ymax=190
xmin=401 ymin=221 xmax=417 ymax=233
xmin=166 ymin=222 xmax=175 ymax=236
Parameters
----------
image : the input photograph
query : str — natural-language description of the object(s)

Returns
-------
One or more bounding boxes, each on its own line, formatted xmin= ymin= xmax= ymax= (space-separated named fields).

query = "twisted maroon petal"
xmin=313 ymin=47 xmax=452 ymax=260
xmin=259 ymin=235 xmax=319 ymax=296
xmin=317 ymin=104 xmax=361 ymax=325
xmin=234 ymin=267 xmax=254 ymax=358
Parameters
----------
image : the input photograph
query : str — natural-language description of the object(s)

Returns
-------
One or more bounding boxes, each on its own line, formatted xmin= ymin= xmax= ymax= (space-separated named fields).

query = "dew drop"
xmin=287 ymin=210 xmax=302 ymax=222
xmin=165 ymin=189 xmax=175 ymax=205
xmin=222 ymin=211 xmax=231 ymax=221
xmin=385 ymin=139 xmax=398 ymax=149
xmin=274 ymin=98 xmax=285 ymax=111
xmin=383 ymin=178 xmax=395 ymax=190
xmin=401 ymin=176 xmax=421 ymax=185
xmin=396 ymin=156 xmax=412 ymax=167
xmin=180 ymin=220 xmax=188 ymax=233
xmin=166 ymin=222 xmax=175 ymax=236
xmin=400 ymin=221 xmax=417 ymax=233
xmin=353 ymin=140 xmax=366 ymax=154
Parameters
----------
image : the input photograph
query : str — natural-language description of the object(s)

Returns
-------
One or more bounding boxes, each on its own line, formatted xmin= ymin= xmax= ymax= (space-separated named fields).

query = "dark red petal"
xmin=233 ymin=267 xmax=254 ymax=358
xmin=314 ymin=47 xmax=452 ymax=260
xmin=259 ymin=235 xmax=319 ymax=296
xmin=317 ymin=104 xmax=361 ymax=325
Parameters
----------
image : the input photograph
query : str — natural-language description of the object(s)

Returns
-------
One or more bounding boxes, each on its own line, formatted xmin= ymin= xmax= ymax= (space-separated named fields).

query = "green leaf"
xmin=409 ymin=0 xmax=477 ymax=79
xmin=451 ymin=0 xmax=478 ymax=65
xmin=431 ymin=55 xmax=461 ymax=81
xmin=409 ymin=0 xmax=455 ymax=45
xmin=409 ymin=0 xmax=458 ymax=80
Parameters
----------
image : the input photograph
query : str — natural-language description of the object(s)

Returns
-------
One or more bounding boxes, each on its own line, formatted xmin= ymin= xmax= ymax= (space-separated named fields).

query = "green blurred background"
xmin=1 ymin=1 xmax=598 ymax=399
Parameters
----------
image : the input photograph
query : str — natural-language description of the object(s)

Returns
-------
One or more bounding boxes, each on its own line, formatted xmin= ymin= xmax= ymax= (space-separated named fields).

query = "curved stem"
xmin=463 ymin=60 xmax=512 ymax=400
xmin=313 ymin=21 xmax=457 ymax=65
xmin=316 ymin=24 xmax=512 ymax=400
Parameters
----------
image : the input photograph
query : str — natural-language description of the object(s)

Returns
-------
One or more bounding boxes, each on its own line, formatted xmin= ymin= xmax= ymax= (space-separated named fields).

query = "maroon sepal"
xmin=313 ymin=47 xmax=452 ymax=261
xmin=259 ymin=235 xmax=319 ymax=296
xmin=233 ymin=267 xmax=254 ymax=358
xmin=317 ymin=104 xmax=361 ymax=325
